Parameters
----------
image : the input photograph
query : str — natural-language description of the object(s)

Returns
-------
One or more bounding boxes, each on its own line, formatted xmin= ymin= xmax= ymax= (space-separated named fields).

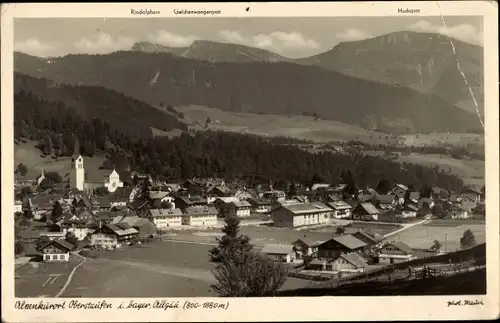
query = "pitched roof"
xmin=149 ymin=208 xmax=183 ymax=217
xmin=333 ymin=235 xmax=367 ymax=250
xmin=357 ymin=203 xmax=380 ymax=215
xmin=93 ymin=197 xmax=111 ymax=208
xmin=328 ymin=201 xmax=352 ymax=210
xmin=409 ymin=192 xmax=420 ymax=201
xmin=40 ymin=239 xmax=74 ymax=252
xmin=232 ymin=200 xmax=251 ymax=208
xmin=148 ymin=191 xmax=171 ymax=200
xmin=293 ymin=238 xmax=324 ymax=248
xmin=247 ymin=197 xmax=273 ymax=206
xmin=184 ymin=206 xmax=218 ymax=216
xmin=277 ymin=202 xmax=331 ymax=215
xmin=337 ymin=252 xmax=368 ymax=268
xmin=103 ymin=223 xmax=139 ymax=236
xmin=352 ymin=230 xmax=379 ymax=243
xmin=215 ymin=197 xmax=239 ymax=204
xmin=261 ymin=244 xmax=294 ymax=255
xmin=395 ymin=184 xmax=409 ymax=191
xmin=402 ymin=204 xmax=419 ymax=211
xmin=386 ymin=241 xmax=413 ymax=254
xmin=376 ymin=195 xmax=396 ymax=204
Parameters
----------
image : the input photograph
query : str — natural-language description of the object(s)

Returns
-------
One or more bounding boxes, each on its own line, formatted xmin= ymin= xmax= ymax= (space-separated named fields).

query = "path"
xmin=55 ymin=252 xmax=86 ymax=297
xmin=383 ymin=215 xmax=432 ymax=238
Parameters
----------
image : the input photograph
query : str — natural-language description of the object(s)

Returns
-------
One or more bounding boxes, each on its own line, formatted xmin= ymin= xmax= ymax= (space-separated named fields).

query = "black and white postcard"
xmin=1 ymin=1 xmax=499 ymax=322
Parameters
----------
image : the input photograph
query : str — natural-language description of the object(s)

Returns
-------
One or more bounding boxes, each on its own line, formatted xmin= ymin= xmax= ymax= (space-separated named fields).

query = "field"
xmin=14 ymin=140 xmax=106 ymax=181
xmin=62 ymin=240 xmax=310 ymax=297
xmin=385 ymin=220 xmax=485 ymax=251
xmin=400 ymin=133 xmax=484 ymax=149
xmin=363 ymin=151 xmax=484 ymax=186
xmin=175 ymin=105 xmax=392 ymax=144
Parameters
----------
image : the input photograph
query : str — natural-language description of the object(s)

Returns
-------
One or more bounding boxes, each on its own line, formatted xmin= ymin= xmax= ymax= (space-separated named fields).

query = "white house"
xmin=229 ymin=200 xmax=252 ymax=217
xmin=396 ymin=204 xmax=419 ymax=218
xmin=149 ymin=208 xmax=183 ymax=229
xmin=377 ymin=241 xmax=414 ymax=265
xmin=261 ymin=244 xmax=296 ymax=263
xmin=182 ymin=206 xmax=218 ymax=227
xmin=14 ymin=200 xmax=23 ymax=213
xmin=39 ymin=239 xmax=74 ymax=262
xmin=328 ymin=201 xmax=353 ymax=219
xmin=271 ymin=202 xmax=333 ymax=228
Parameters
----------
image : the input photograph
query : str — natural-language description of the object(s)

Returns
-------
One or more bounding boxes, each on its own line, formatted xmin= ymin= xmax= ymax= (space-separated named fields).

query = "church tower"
xmin=70 ymin=137 xmax=85 ymax=191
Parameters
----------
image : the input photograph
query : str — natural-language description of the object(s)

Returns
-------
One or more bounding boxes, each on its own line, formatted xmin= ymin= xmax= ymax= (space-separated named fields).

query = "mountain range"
xmin=13 ymin=30 xmax=484 ymax=134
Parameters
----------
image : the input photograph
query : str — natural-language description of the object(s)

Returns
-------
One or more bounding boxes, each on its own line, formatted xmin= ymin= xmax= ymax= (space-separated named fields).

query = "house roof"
xmin=184 ymin=206 xmax=218 ymax=216
xmin=352 ymin=230 xmax=379 ymax=243
xmin=377 ymin=195 xmax=395 ymax=204
xmin=94 ymin=212 xmax=113 ymax=221
xmin=357 ymin=203 xmax=380 ymax=215
xmin=311 ymin=183 xmax=330 ymax=191
xmin=261 ymin=244 xmax=294 ymax=255
xmin=232 ymin=200 xmax=251 ymax=208
xmin=112 ymin=187 xmax=134 ymax=197
xmin=462 ymin=187 xmax=482 ymax=195
xmin=395 ymin=184 xmax=409 ymax=191
xmin=129 ymin=198 xmax=152 ymax=210
xmin=309 ymin=258 xmax=327 ymax=265
xmin=333 ymin=235 xmax=367 ymax=250
xmin=409 ymin=192 xmax=420 ymax=201
xmin=247 ymin=197 xmax=273 ymax=206
xmin=337 ymin=252 xmax=368 ymax=268
xmin=149 ymin=191 xmax=171 ymax=200
xmin=386 ymin=241 xmax=413 ymax=254
xmin=149 ymin=208 xmax=183 ymax=217
xmin=293 ymin=238 xmax=324 ymax=248
xmin=278 ymin=202 xmax=331 ymax=215
xmin=215 ymin=197 xmax=239 ymax=204
xmin=103 ymin=223 xmax=139 ymax=236
xmin=94 ymin=197 xmax=111 ymax=208
xmin=207 ymin=185 xmax=232 ymax=195
xmin=402 ymin=204 xmax=419 ymax=211
xmin=40 ymin=239 xmax=74 ymax=252
xmin=328 ymin=201 xmax=352 ymax=210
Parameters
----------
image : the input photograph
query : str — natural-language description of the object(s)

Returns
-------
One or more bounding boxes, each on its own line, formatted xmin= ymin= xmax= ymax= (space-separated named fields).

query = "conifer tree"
xmin=209 ymin=214 xmax=253 ymax=263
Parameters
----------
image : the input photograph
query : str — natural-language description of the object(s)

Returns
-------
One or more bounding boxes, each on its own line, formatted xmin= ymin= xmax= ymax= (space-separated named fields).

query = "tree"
xmin=336 ymin=226 xmax=346 ymax=235
xmin=430 ymin=240 xmax=442 ymax=252
xmin=15 ymin=240 xmax=24 ymax=256
xmin=65 ymin=231 xmax=78 ymax=249
xmin=132 ymin=175 xmax=139 ymax=186
xmin=375 ymin=179 xmax=391 ymax=195
xmin=16 ymin=163 xmax=28 ymax=177
xmin=51 ymin=201 xmax=63 ymax=222
xmin=209 ymin=214 xmax=253 ymax=264
xmin=460 ymin=229 xmax=477 ymax=249
xmin=431 ymin=203 xmax=446 ymax=218
xmin=211 ymin=251 xmax=288 ymax=297
xmin=287 ymin=181 xmax=297 ymax=198
xmin=420 ymin=184 xmax=432 ymax=198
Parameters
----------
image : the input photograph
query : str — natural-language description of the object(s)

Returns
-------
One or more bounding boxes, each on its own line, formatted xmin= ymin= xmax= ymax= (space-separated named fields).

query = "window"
xmin=59 ymin=254 xmax=65 ymax=260
xmin=52 ymin=255 xmax=58 ymax=260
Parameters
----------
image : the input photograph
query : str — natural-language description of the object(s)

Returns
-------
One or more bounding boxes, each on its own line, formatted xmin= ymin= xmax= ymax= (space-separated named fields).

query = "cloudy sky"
xmin=14 ymin=16 xmax=483 ymax=58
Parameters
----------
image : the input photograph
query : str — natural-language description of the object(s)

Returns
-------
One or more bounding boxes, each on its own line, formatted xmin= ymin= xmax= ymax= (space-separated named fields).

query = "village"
xmin=14 ymin=151 xmax=486 ymax=296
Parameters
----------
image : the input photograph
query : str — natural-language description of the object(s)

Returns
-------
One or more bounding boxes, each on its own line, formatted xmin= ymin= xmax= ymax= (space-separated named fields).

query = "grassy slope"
xmin=14 ymin=140 xmax=106 ymax=181
xmin=176 ymin=105 xmax=393 ymax=145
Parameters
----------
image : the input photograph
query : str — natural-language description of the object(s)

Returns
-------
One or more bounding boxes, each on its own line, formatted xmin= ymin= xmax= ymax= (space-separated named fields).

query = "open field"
xmin=63 ymin=240 xmax=311 ymax=297
xmin=175 ymin=105 xmax=392 ymax=144
xmin=386 ymin=221 xmax=485 ymax=251
xmin=14 ymin=140 xmax=105 ymax=181
xmin=400 ymin=133 xmax=484 ymax=149
xmin=363 ymin=150 xmax=484 ymax=186
xmin=15 ymin=257 xmax=82 ymax=297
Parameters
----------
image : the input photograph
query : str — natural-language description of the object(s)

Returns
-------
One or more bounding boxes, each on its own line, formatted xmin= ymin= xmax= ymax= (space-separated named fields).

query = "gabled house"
xmin=233 ymin=189 xmax=257 ymax=201
xmin=111 ymin=214 xmax=157 ymax=238
xmin=246 ymin=197 xmax=274 ymax=213
xmin=352 ymin=203 xmax=380 ymax=221
xmin=407 ymin=191 xmax=421 ymax=204
xmin=352 ymin=230 xmax=382 ymax=250
xmin=377 ymin=241 xmax=414 ymax=264
xmin=109 ymin=186 xmax=136 ymax=207
xmin=225 ymin=200 xmax=252 ymax=218
xmin=148 ymin=208 xmax=183 ymax=229
xmin=460 ymin=187 xmax=483 ymax=204
xmin=271 ymin=202 xmax=333 ymax=228
xmin=327 ymin=201 xmax=353 ymax=219
xmin=90 ymin=223 xmax=139 ymax=249
xmin=329 ymin=252 xmax=368 ymax=273
xmin=317 ymin=235 xmax=368 ymax=259
xmin=93 ymin=197 xmax=111 ymax=212
xmin=149 ymin=191 xmax=175 ymax=208
xmin=392 ymin=184 xmax=409 ymax=199
xmin=448 ymin=205 xmax=469 ymax=219
xmin=310 ymin=183 xmax=331 ymax=191
xmin=174 ymin=196 xmax=207 ymax=211
xmin=261 ymin=244 xmax=296 ymax=263
xmin=182 ymin=206 xmax=218 ymax=227
xmin=396 ymin=204 xmax=419 ymax=218
xmin=128 ymin=198 xmax=155 ymax=216
xmin=458 ymin=195 xmax=478 ymax=213
xmin=292 ymin=239 xmax=324 ymax=258
xmin=206 ymin=185 xmax=233 ymax=204
xmin=39 ymin=239 xmax=74 ymax=262
xmin=261 ymin=190 xmax=286 ymax=203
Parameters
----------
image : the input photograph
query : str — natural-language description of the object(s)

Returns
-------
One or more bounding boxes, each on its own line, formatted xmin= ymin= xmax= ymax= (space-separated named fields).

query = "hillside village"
xmin=14 ymin=150 xmax=485 ymax=279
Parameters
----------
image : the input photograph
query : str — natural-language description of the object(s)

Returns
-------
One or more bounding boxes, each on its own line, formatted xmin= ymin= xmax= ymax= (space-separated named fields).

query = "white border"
xmin=2 ymin=2 xmax=499 ymax=322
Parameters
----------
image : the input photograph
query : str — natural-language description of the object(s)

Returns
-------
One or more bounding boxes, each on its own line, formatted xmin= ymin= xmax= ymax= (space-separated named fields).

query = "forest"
xmin=14 ymin=89 xmax=465 ymax=192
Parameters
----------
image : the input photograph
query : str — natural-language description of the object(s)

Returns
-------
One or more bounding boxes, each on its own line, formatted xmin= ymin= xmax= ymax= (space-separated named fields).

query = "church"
xmin=70 ymin=153 xmax=124 ymax=193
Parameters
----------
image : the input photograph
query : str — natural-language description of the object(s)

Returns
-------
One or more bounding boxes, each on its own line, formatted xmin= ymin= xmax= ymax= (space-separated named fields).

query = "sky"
xmin=14 ymin=16 xmax=483 ymax=58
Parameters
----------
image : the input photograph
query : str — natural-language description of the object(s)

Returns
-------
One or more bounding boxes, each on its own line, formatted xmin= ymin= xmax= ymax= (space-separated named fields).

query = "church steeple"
xmin=72 ymin=135 xmax=80 ymax=161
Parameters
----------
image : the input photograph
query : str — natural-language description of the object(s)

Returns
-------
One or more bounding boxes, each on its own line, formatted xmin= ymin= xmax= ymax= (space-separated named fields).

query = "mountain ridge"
xmin=14 ymin=50 xmax=481 ymax=134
